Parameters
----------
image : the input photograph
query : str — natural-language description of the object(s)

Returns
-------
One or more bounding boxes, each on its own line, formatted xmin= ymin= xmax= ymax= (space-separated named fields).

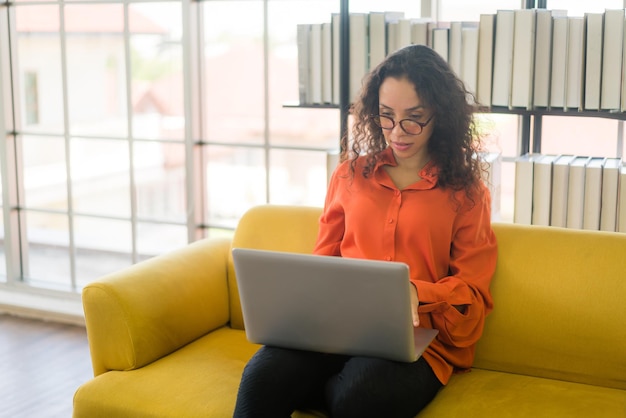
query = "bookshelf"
xmin=293 ymin=0 xmax=626 ymax=158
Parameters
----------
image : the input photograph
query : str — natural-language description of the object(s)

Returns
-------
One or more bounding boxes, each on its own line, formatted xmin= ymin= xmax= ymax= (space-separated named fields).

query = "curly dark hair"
xmin=346 ymin=44 xmax=485 ymax=197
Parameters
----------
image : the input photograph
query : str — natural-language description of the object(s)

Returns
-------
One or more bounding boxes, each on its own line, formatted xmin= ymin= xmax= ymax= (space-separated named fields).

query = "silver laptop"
xmin=232 ymin=248 xmax=439 ymax=363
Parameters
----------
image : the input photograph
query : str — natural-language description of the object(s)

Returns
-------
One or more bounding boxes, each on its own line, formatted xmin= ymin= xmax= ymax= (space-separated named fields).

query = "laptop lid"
xmin=232 ymin=248 xmax=438 ymax=363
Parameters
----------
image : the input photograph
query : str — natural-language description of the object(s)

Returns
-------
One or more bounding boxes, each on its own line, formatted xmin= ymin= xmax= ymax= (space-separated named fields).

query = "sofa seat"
xmin=72 ymin=327 xmax=259 ymax=417
xmin=419 ymin=368 xmax=626 ymax=417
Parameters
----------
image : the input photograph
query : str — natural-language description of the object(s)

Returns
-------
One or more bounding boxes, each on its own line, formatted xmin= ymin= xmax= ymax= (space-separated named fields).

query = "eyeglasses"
xmin=372 ymin=114 xmax=434 ymax=135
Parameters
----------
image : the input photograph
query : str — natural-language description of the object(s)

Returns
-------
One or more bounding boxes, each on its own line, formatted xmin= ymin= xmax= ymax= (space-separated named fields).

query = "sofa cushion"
xmin=418 ymin=368 xmax=626 ymax=417
xmin=73 ymin=327 xmax=260 ymax=417
xmin=476 ymin=223 xmax=626 ymax=390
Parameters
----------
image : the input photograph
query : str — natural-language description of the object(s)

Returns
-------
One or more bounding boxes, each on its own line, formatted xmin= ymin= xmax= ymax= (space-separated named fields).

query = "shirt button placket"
xmin=383 ymin=190 xmax=402 ymax=261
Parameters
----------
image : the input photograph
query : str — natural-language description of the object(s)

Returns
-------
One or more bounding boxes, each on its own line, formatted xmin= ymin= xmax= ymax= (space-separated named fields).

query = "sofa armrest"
xmin=82 ymin=237 xmax=232 ymax=377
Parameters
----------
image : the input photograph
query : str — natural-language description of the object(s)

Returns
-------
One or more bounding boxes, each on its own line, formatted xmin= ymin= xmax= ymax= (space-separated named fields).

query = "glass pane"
xmin=74 ymin=216 xmax=132 ymax=286
xmin=136 ymin=222 xmax=187 ymax=259
xmin=205 ymin=145 xmax=266 ymax=228
xmin=500 ymin=162 xmax=515 ymax=223
xmin=540 ymin=117 xmax=620 ymax=158
xmin=0 ymin=210 xmax=5 ymax=283
xmin=134 ymin=141 xmax=186 ymax=222
xmin=15 ymin=5 xmax=65 ymax=134
xmin=439 ymin=0 xmax=522 ymax=21
xmin=202 ymin=1 xmax=264 ymax=143
xmin=548 ymin=0 xmax=624 ymax=16
xmin=22 ymin=135 xmax=68 ymax=210
xmin=70 ymin=138 xmax=130 ymax=217
xmin=348 ymin=0 xmax=421 ymax=15
xmin=267 ymin=1 xmax=339 ymax=149
xmin=23 ymin=211 xmax=71 ymax=288
xmin=64 ymin=4 xmax=128 ymax=137
xmin=130 ymin=3 xmax=185 ymax=140
xmin=268 ymin=149 xmax=328 ymax=206
xmin=477 ymin=113 xmax=518 ymax=157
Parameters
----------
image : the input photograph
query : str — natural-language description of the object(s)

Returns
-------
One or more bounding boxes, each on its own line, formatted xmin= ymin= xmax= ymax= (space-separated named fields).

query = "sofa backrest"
xmin=476 ymin=222 xmax=626 ymax=390
xmin=229 ymin=204 xmax=323 ymax=329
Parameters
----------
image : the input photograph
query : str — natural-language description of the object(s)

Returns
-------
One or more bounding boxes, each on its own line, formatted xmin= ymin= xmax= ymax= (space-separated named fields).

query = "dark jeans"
xmin=233 ymin=346 xmax=443 ymax=418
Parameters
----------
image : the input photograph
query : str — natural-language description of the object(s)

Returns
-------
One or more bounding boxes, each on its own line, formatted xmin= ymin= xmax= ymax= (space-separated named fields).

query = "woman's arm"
xmin=414 ymin=187 xmax=497 ymax=348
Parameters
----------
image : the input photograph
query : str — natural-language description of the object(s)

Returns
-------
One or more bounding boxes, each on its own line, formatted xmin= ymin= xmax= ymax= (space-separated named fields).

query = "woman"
xmin=234 ymin=44 xmax=497 ymax=418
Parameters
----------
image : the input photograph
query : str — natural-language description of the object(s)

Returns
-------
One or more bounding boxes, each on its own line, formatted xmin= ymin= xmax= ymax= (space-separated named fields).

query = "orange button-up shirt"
xmin=313 ymin=148 xmax=497 ymax=384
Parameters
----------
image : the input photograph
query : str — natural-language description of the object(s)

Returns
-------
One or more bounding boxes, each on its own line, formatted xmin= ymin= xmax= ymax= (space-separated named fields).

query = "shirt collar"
xmin=374 ymin=147 xmax=439 ymax=190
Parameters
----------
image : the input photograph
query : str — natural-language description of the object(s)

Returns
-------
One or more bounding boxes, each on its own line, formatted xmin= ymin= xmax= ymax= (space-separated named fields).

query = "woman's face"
xmin=378 ymin=76 xmax=434 ymax=164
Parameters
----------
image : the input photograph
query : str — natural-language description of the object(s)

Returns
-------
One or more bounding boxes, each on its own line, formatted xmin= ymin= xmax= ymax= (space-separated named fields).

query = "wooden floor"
xmin=0 ymin=314 xmax=93 ymax=418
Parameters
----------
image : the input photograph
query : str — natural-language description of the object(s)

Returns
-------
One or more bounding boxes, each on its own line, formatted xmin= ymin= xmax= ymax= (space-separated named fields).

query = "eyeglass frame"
xmin=371 ymin=113 xmax=435 ymax=135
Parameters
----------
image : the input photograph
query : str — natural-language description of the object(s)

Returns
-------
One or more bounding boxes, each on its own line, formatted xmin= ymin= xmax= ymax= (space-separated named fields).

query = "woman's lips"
xmin=391 ymin=142 xmax=411 ymax=152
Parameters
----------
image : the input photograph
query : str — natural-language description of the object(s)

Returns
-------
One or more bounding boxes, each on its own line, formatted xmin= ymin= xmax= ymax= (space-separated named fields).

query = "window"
xmin=1 ymin=0 xmax=624 ymax=297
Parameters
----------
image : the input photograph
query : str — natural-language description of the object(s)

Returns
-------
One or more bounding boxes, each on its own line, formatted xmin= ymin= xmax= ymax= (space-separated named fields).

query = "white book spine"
xmin=600 ymin=159 xmax=621 ymax=231
xmin=331 ymin=14 xmax=340 ymax=106
xmin=461 ymin=27 xmax=479 ymax=96
xmin=297 ymin=24 xmax=311 ymax=105
xmin=349 ymin=13 xmax=368 ymax=103
xmin=477 ymin=14 xmax=495 ymax=107
xmin=309 ymin=23 xmax=323 ymax=104
xmin=511 ymin=9 xmax=536 ymax=109
xmin=491 ymin=10 xmax=515 ymax=108
xmin=583 ymin=13 xmax=603 ymax=111
xmin=601 ymin=9 xmax=624 ymax=110
xmin=582 ymin=158 xmax=606 ymax=230
xmin=322 ymin=22 xmax=333 ymax=104
xmin=565 ymin=17 xmax=584 ymax=111
xmin=550 ymin=17 xmax=569 ymax=109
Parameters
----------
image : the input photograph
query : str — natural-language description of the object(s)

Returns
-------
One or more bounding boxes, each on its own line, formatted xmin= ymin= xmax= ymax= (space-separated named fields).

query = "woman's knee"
xmin=325 ymin=357 xmax=441 ymax=418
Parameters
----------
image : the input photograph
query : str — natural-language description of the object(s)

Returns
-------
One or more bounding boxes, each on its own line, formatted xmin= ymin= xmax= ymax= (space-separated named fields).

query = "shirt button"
xmin=388 ymin=218 xmax=394 ymax=223
xmin=385 ymin=256 xmax=392 ymax=261
xmin=395 ymin=190 xmax=400 ymax=196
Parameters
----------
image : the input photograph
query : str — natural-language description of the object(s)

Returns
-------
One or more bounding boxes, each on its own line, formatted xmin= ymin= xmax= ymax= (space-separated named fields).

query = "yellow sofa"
xmin=73 ymin=204 xmax=626 ymax=417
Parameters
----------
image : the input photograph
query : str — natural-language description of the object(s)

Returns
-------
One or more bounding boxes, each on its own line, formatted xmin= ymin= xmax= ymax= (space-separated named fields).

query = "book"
xmin=349 ymin=13 xmax=369 ymax=103
xmin=510 ymin=9 xmax=536 ymax=109
xmin=618 ymin=165 xmax=626 ymax=233
xmin=567 ymin=156 xmax=591 ymax=229
xmin=565 ymin=17 xmax=585 ymax=111
xmin=461 ymin=25 xmax=479 ymax=96
xmin=477 ymin=13 xmax=496 ymax=107
xmin=600 ymin=157 xmax=622 ymax=231
xmin=309 ymin=23 xmax=323 ymax=104
xmin=386 ymin=15 xmax=412 ymax=55
xmin=550 ymin=16 xmax=569 ymax=109
xmin=601 ymin=9 xmax=624 ymax=110
xmin=396 ymin=18 xmax=412 ymax=51
xmin=297 ymin=24 xmax=311 ymax=105
xmin=410 ymin=18 xmax=433 ymax=46
xmin=331 ymin=13 xmax=340 ymax=105
xmin=550 ymin=155 xmax=576 ymax=228
xmin=479 ymin=151 xmax=502 ymax=221
xmin=532 ymin=154 xmax=559 ymax=226
xmin=514 ymin=153 xmax=539 ymax=225
xmin=369 ymin=12 xmax=404 ymax=70
xmin=448 ymin=21 xmax=464 ymax=76
xmin=491 ymin=10 xmax=515 ymax=108
xmin=533 ymin=10 xmax=567 ymax=108
xmin=321 ymin=22 xmax=332 ymax=104
xmin=583 ymin=13 xmax=603 ymax=111
xmin=582 ymin=157 xmax=606 ymax=230
xmin=432 ymin=27 xmax=449 ymax=62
